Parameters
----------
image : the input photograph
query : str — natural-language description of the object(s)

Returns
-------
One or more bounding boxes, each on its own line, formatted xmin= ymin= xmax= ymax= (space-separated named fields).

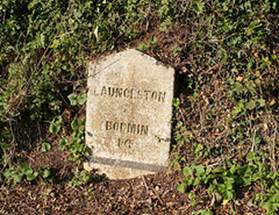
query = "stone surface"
xmin=85 ymin=49 xmax=174 ymax=179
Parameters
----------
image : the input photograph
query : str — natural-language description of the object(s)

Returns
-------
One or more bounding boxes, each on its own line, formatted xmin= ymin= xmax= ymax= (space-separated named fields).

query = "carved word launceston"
xmin=105 ymin=121 xmax=149 ymax=136
xmin=93 ymin=85 xmax=166 ymax=103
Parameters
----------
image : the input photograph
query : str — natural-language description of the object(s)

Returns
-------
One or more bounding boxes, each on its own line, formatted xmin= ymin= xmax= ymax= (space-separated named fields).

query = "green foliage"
xmin=260 ymin=183 xmax=279 ymax=215
xmin=68 ymin=169 xmax=92 ymax=187
xmin=60 ymin=118 xmax=90 ymax=160
xmin=41 ymin=141 xmax=51 ymax=153
xmin=59 ymin=138 xmax=68 ymax=151
xmin=170 ymin=2 xmax=278 ymax=213
xmin=193 ymin=143 xmax=205 ymax=159
xmin=68 ymin=92 xmax=87 ymax=106
xmin=136 ymin=36 xmax=158 ymax=52
xmin=178 ymin=153 xmax=279 ymax=214
xmin=49 ymin=116 xmax=63 ymax=134
xmin=3 ymin=163 xmax=51 ymax=184
xmin=158 ymin=0 xmax=173 ymax=31
xmin=192 ymin=0 xmax=204 ymax=16
xmin=193 ymin=209 xmax=213 ymax=215
xmin=0 ymin=0 xmax=159 ymax=172
xmin=137 ymin=42 xmax=150 ymax=52
xmin=173 ymin=98 xmax=180 ymax=109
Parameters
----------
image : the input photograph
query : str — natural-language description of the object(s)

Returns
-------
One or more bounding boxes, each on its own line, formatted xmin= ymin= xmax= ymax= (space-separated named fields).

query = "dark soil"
xmin=0 ymin=137 xmax=264 ymax=215
xmin=0 ymin=176 xmax=263 ymax=215
xmin=0 ymin=173 xmax=264 ymax=215
xmin=0 ymin=173 xmax=189 ymax=215
xmin=0 ymin=142 xmax=263 ymax=215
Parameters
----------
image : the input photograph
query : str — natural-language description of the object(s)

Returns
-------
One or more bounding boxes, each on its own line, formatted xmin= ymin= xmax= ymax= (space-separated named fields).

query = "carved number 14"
xmin=117 ymin=138 xmax=132 ymax=149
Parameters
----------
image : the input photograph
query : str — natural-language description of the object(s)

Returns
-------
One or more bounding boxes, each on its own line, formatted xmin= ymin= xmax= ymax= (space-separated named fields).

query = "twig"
xmin=141 ymin=176 xmax=149 ymax=191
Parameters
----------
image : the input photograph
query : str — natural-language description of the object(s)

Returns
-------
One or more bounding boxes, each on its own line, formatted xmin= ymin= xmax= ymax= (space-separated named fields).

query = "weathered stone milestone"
xmin=85 ymin=49 xmax=174 ymax=179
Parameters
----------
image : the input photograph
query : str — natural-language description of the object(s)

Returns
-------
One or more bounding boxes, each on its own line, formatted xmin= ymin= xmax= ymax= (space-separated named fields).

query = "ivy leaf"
xmin=176 ymin=183 xmax=186 ymax=193
xmin=246 ymin=100 xmax=256 ymax=110
xmin=41 ymin=168 xmax=51 ymax=179
xmin=193 ymin=0 xmax=204 ymax=15
xmin=13 ymin=174 xmax=23 ymax=183
xmin=49 ymin=123 xmax=60 ymax=134
xmin=183 ymin=166 xmax=192 ymax=177
xmin=77 ymin=93 xmax=87 ymax=105
xmin=68 ymin=93 xmax=78 ymax=106
xmin=59 ymin=138 xmax=68 ymax=150
xmin=26 ymin=171 xmax=38 ymax=181
xmin=41 ymin=142 xmax=51 ymax=153
xmin=137 ymin=42 xmax=149 ymax=52
xmin=195 ymin=165 xmax=205 ymax=177
xmin=257 ymin=98 xmax=266 ymax=107
xmin=71 ymin=119 xmax=79 ymax=131
xmin=49 ymin=116 xmax=62 ymax=134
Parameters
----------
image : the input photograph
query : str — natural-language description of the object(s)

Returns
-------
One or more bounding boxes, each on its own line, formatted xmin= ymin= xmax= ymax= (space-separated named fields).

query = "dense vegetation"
xmin=0 ymin=0 xmax=278 ymax=214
